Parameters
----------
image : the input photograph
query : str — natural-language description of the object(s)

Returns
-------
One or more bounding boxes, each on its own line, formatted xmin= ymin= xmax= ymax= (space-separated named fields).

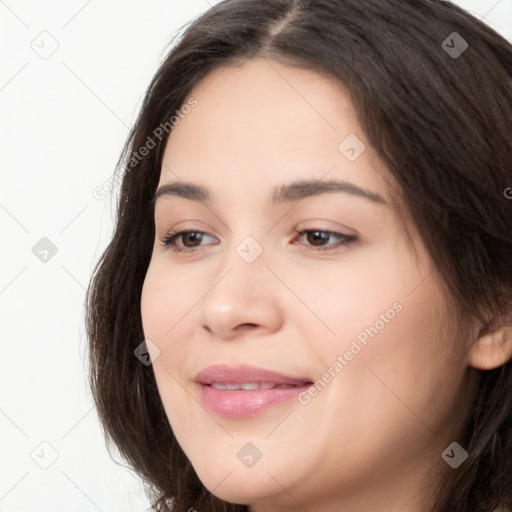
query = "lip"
xmin=195 ymin=364 xmax=313 ymax=419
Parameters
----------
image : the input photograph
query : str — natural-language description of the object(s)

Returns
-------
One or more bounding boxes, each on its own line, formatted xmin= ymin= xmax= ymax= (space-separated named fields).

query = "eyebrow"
xmin=153 ymin=179 xmax=387 ymax=207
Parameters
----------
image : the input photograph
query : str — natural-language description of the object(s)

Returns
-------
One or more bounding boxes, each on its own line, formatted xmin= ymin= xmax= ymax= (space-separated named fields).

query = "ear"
xmin=468 ymin=316 xmax=512 ymax=370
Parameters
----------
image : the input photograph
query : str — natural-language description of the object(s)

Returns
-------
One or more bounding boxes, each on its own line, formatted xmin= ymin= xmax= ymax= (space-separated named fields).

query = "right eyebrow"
xmin=153 ymin=182 xmax=210 ymax=206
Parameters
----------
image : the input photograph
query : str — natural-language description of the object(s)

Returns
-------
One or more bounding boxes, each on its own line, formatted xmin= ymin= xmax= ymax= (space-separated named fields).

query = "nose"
xmin=197 ymin=240 xmax=284 ymax=340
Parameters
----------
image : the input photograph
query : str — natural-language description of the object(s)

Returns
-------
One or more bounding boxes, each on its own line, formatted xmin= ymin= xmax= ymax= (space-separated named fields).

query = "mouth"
xmin=195 ymin=364 xmax=313 ymax=418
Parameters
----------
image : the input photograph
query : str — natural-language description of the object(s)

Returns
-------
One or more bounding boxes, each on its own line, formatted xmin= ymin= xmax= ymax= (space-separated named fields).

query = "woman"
xmin=85 ymin=1 xmax=512 ymax=510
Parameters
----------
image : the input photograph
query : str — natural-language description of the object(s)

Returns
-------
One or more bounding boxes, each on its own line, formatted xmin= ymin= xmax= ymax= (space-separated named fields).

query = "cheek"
xmin=140 ymin=258 xmax=208 ymax=381
xmin=140 ymin=266 xmax=197 ymax=424
xmin=140 ymin=259 xmax=199 ymax=342
xmin=274 ymin=241 xmax=421 ymax=357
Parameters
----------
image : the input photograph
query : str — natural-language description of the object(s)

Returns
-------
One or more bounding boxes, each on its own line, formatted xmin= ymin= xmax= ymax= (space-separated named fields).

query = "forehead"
xmin=160 ymin=57 xmax=391 ymax=206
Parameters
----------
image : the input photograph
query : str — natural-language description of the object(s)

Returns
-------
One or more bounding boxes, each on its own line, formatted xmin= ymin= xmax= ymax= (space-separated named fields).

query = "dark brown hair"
xmin=85 ymin=1 xmax=512 ymax=510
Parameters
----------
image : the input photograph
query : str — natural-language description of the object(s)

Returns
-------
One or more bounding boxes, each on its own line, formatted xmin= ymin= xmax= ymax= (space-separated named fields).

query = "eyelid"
xmin=158 ymin=219 xmax=215 ymax=241
xmin=295 ymin=219 xmax=357 ymax=238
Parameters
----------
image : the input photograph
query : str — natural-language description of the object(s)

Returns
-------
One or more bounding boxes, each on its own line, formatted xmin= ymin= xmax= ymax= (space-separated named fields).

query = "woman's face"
xmin=141 ymin=58 xmax=475 ymax=511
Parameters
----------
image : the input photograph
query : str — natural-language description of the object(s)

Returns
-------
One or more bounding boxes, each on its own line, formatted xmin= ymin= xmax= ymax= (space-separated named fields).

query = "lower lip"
xmin=200 ymin=384 xmax=310 ymax=418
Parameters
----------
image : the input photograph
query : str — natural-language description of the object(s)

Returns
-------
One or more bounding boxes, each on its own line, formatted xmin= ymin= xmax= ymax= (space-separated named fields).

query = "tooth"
xmin=211 ymin=383 xmax=229 ymax=390
xmin=259 ymin=382 xmax=275 ymax=389
xmin=240 ymin=383 xmax=260 ymax=390
xmin=275 ymin=384 xmax=295 ymax=389
xmin=225 ymin=383 xmax=241 ymax=390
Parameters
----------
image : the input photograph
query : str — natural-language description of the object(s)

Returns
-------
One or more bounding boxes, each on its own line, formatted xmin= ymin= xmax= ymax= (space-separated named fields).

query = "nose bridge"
xmin=212 ymin=230 xmax=270 ymax=301
xmin=219 ymin=201 xmax=270 ymax=270
xmin=196 ymin=228 xmax=283 ymax=338
xmin=233 ymin=233 xmax=266 ymax=267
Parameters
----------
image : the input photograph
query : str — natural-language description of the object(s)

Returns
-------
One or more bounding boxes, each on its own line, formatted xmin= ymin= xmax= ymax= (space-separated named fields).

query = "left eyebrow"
xmin=271 ymin=179 xmax=387 ymax=205
xmin=153 ymin=178 xmax=387 ymax=207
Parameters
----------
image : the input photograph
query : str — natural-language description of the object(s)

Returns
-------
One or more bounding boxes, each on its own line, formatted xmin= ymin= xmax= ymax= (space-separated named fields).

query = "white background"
xmin=1 ymin=1 xmax=511 ymax=511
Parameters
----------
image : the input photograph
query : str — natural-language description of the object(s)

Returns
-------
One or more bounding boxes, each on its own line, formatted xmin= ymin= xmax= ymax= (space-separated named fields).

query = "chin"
xmin=197 ymin=463 xmax=282 ymax=505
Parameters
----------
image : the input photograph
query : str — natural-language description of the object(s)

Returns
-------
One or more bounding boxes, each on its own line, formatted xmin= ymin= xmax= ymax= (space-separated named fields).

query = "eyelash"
xmin=159 ymin=228 xmax=357 ymax=253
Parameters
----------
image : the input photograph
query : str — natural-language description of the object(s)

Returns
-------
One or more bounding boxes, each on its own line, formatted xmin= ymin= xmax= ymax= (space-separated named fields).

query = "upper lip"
xmin=195 ymin=364 xmax=312 ymax=386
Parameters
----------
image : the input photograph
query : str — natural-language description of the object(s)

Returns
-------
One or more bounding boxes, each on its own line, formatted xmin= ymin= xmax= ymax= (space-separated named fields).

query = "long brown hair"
xmin=85 ymin=1 xmax=512 ymax=510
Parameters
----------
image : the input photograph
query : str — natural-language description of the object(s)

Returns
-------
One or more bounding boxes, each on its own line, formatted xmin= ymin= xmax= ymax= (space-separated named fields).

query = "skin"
xmin=140 ymin=57 xmax=508 ymax=511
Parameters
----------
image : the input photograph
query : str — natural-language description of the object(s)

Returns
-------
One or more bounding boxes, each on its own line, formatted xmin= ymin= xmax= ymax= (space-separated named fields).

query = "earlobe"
xmin=468 ymin=323 xmax=512 ymax=370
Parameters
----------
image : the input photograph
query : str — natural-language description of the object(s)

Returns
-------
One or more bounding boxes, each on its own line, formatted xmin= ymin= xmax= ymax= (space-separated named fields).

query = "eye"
xmin=160 ymin=230 xmax=217 ymax=253
xmin=293 ymin=229 xmax=357 ymax=252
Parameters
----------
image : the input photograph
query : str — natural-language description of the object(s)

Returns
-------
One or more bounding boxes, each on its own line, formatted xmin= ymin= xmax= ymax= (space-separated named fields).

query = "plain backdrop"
xmin=1 ymin=1 xmax=511 ymax=511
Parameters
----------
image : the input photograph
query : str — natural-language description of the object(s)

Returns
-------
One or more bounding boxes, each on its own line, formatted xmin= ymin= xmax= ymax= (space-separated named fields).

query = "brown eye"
xmin=160 ymin=230 xmax=217 ymax=253
xmin=306 ymin=230 xmax=330 ymax=246
xmin=179 ymin=232 xmax=204 ymax=247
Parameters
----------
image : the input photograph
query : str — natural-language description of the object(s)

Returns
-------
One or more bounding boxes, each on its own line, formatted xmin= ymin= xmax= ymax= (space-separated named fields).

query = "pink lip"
xmin=195 ymin=364 xmax=312 ymax=419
